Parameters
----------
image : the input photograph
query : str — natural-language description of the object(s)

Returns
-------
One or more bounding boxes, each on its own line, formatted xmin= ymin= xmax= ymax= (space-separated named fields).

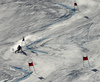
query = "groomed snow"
xmin=0 ymin=0 xmax=100 ymax=82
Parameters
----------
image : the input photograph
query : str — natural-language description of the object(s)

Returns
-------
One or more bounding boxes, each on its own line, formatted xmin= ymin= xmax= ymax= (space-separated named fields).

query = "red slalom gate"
xmin=74 ymin=3 xmax=77 ymax=6
xmin=83 ymin=56 xmax=88 ymax=61
xmin=74 ymin=1 xmax=79 ymax=11
xmin=28 ymin=59 xmax=36 ymax=73
xmin=29 ymin=62 xmax=33 ymax=66
xmin=82 ymin=56 xmax=90 ymax=66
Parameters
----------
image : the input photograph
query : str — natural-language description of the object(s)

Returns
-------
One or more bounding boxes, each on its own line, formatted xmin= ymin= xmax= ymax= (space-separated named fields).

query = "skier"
xmin=15 ymin=45 xmax=22 ymax=53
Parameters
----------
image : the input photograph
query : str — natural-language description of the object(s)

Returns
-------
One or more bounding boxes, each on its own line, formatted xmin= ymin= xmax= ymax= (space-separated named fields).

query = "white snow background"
xmin=0 ymin=0 xmax=100 ymax=82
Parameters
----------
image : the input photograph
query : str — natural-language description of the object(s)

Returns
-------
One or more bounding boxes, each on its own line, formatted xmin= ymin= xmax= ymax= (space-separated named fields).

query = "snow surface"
xmin=0 ymin=0 xmax=100 ymax=82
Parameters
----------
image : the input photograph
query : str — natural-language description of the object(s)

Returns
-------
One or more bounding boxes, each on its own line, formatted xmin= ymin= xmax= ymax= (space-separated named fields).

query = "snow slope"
xmin=0 ymin=0 xmax=100 ymax=82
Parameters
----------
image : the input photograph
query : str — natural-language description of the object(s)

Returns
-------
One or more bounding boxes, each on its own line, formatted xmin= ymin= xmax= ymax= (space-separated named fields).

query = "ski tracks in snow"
xmin=10 ymin=3 xmax=76 ymax=82
xmin=11 ymin=66 xmax=32 ymax=82
xmin=26 ymin=3 xmax=76 ymax=55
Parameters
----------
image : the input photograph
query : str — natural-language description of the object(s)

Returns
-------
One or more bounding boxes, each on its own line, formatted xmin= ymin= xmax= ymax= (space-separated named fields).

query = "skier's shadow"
xmin=20 ymin=51 xmax=27 ymax=56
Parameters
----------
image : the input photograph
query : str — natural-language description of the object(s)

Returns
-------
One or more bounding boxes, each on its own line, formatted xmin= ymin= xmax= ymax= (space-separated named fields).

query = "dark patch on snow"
xmin=92 ymin=69 xmax=99 ymax=72
xmin=38 ymin=76 xmax=45 ymax=80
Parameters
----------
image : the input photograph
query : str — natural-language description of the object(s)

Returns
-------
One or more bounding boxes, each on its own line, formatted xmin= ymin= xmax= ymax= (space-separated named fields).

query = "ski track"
xmin=6 ymin=3 xmax=76 ymax=82
xmin=40 ymin=3 xmax=75 ymax=29
xmin=26 ymin=3 xmax=76 ymax=54
xmin=11 ymin=66 xmax=32 ymax=82
xmin=26 ymin=35 xmax=50 ymax=54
